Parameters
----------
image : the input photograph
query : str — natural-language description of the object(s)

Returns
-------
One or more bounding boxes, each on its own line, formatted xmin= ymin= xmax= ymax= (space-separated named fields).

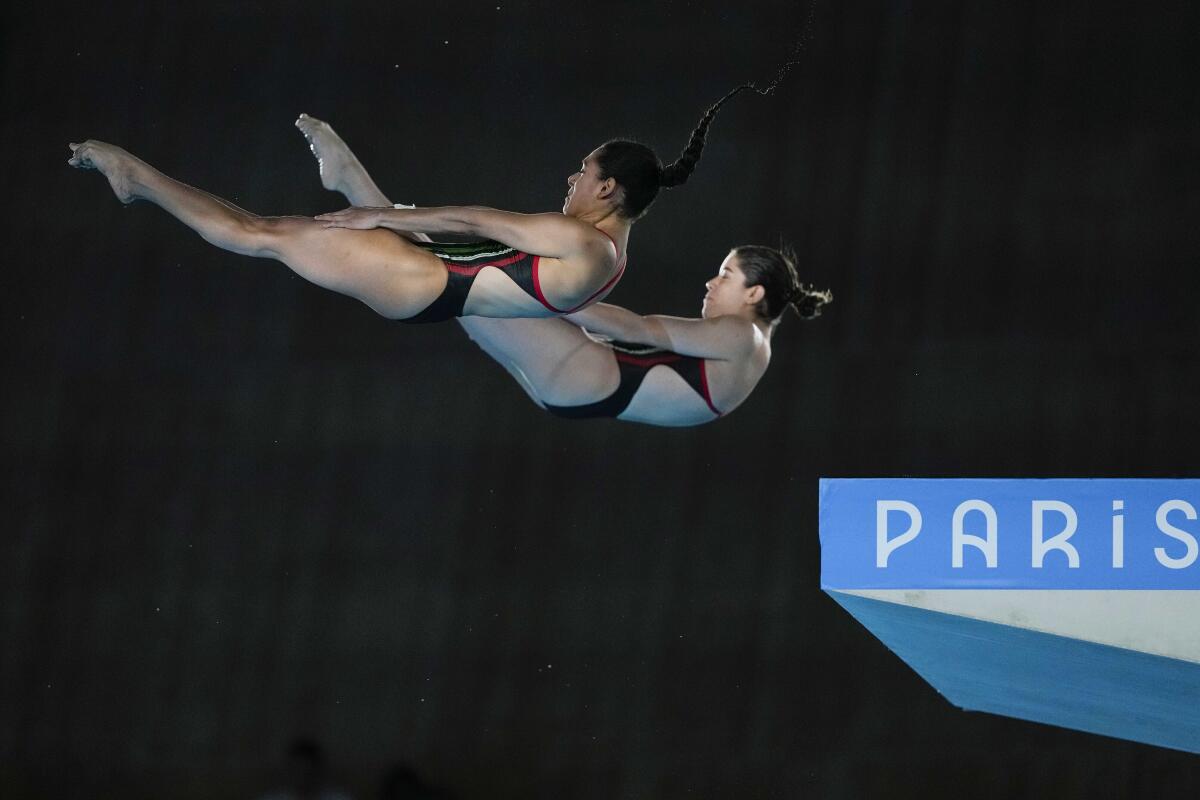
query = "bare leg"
xmin=453 ymin=315 xmax=618 ymax=406
xmin=293 ymin=118 xmax=617 ymax=406
xmin=294 ymin=115 xmax=432 ymax=244
xmin=295 ymin=114 xmax=392 ymax=208
xmin=67 ymin=140 xmax=446 ymax=319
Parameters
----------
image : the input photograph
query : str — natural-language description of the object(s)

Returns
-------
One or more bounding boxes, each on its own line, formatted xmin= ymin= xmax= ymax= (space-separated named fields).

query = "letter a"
xmin=953 ymin=500 xmax=998 ymax=568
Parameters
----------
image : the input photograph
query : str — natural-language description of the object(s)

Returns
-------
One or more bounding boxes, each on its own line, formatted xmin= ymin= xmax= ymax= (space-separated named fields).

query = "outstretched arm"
xmin=316 ymin=205 xmax=598 ymax=261
xmin=564 ymin=304 xmax=757 ymax=361
xmin=302 ymin=115 xmax=601 ymax=261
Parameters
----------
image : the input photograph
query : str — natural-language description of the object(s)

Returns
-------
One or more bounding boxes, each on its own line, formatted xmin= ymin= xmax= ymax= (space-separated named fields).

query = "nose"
xmin=704 ymin=279 xmax=714 ymax=291
xmin=567 ymin=172 xmax=579 ymax=187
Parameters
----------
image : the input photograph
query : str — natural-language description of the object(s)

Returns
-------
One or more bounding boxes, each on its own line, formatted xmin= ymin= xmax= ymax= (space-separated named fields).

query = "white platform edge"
xmin=833 ymin=589 xmax=1200 ymax=665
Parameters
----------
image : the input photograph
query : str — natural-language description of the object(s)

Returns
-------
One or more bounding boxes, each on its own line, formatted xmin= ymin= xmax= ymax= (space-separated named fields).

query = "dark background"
xmin=3 ymin=0 xmax=1200 ymax=797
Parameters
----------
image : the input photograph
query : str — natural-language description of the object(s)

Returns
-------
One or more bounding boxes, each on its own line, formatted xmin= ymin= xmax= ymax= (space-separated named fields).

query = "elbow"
xmin=640 ymin=316 xmax=670 ymax=348
xmin=452 ymin=214 xmax=481 ymax=237
xmin=459 ymin=206 xmax=497 ymax=237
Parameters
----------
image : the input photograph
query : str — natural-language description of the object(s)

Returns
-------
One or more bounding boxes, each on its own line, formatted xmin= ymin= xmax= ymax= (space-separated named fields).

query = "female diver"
xmin=297 ymin=115 xmax=831 ymax=426
xmin=67 ymin=88 xmax=750 ymax=323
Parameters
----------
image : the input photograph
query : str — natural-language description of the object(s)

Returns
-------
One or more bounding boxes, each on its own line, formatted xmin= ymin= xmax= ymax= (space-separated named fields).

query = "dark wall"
xmin=3 ymin=1 xmax=1199 ymax=797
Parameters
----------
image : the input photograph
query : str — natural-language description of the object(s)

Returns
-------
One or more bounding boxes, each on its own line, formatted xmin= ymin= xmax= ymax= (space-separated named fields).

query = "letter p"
xmin=877 ymin=500 xmax=922 ymax=567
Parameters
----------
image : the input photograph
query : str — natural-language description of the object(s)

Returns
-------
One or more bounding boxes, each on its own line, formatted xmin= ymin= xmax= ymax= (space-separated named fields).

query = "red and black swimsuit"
xmin=401 ymin=232 xmax=626 ymax=324
xmin=543 ymin=339 xmax=723 ymax=420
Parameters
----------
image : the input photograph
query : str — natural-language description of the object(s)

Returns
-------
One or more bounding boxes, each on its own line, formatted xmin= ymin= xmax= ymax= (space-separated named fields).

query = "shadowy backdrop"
xmin=3 ymin=0 xmax=1199 ymax=797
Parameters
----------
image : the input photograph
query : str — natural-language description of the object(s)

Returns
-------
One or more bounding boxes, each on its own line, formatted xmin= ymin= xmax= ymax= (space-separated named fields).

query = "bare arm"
xmin=317 ymin=205 xmax=597 ymax=260
xmin=564 ymin=304 xmax=758 ymax=361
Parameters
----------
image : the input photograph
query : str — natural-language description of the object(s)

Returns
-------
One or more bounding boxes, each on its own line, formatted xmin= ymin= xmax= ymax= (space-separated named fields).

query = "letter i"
xmin=1112 ymin=500 xmax=1125 ymax=568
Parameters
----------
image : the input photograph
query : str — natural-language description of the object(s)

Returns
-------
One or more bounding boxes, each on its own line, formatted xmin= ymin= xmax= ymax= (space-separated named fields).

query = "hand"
xmin=314 ymin=206 xmax=386 ymax=229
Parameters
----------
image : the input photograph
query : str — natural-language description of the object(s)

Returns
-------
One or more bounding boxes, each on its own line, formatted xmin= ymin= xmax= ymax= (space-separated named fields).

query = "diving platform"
xmin=819 ymin=479 xmax=1200 ymax=753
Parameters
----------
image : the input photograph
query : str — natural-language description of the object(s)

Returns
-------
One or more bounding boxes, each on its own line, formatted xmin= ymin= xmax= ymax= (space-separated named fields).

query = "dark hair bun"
xmin=790 ymin=284 xmax=832 ymax=319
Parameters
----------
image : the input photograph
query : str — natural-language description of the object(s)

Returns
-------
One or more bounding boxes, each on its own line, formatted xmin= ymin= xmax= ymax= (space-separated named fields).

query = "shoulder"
xmin=524 ymin=212 xmax=593 ymax=235
xmin=566 ymin=217 xmax=616 ymax=255
xmin=538 ymin=221 xmax=619 ymax=288
xmin=705 ymin=315 xmax=762 ymax=355
xmin=531 ymin=214 xmax=614 ymax=249
xmin=537 ymin=214 xmax=612 ymax=256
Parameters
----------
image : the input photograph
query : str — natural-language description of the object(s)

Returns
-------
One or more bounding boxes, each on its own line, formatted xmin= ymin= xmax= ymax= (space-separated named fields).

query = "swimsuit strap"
xmin=532 ymin=227 xmax=629 ymax=314
xmin=557 ymin=227 xmax=627 ymax=314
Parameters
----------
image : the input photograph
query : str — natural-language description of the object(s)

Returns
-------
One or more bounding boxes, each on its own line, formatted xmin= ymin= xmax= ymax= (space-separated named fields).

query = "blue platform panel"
xmin=829 ymin=592 xmax=1200 ymax=754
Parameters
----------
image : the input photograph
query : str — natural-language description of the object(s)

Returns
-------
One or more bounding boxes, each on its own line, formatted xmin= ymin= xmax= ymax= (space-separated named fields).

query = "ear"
xmin=597 ymin=177 xmax=618 ymax=200
xmin=744 ymin=284 xmax=765 ymax=307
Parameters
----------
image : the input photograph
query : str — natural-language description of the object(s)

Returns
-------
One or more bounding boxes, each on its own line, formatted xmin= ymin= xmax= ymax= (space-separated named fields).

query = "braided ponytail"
xmin=660 ymin=37 xmax=811 ymax=189
xmin=592 ymin=84 xmax=756 ymax=219
xmin=594 ymin=49 xmax=807 ymax=219
xmin=659 ymin=83 xmax=754 ymax=188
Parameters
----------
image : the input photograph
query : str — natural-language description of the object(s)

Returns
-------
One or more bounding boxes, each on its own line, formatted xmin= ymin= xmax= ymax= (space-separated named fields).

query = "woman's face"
xmin=702 ymin=252 xmax=755 ymax=318
xmin=562 ymin=149 xmax=606 ymax=216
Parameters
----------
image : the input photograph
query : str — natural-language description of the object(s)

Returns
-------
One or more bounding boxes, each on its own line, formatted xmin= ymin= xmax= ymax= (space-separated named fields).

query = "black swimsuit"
xmin=401 ymin=234 xmax=626 ymax=324
xmin=543 ymin=339 xmax=723 ymax=420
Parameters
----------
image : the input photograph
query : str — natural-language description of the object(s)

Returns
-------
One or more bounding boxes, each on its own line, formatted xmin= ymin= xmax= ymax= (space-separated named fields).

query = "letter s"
xmin=1155 ymin=500 xmax=1198 ymax=569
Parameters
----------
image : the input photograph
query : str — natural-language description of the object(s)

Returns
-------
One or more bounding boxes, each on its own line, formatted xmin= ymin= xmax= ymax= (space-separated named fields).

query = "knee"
xmin=236 ymin=215 xmax=303 ymax=258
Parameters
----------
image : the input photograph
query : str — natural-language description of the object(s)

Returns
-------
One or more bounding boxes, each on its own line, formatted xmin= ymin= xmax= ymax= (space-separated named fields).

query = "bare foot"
xmin=295 ymin=113 xmax=355 ymax=193
xmin=68 ymin=140 xmax=140 ymax=203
